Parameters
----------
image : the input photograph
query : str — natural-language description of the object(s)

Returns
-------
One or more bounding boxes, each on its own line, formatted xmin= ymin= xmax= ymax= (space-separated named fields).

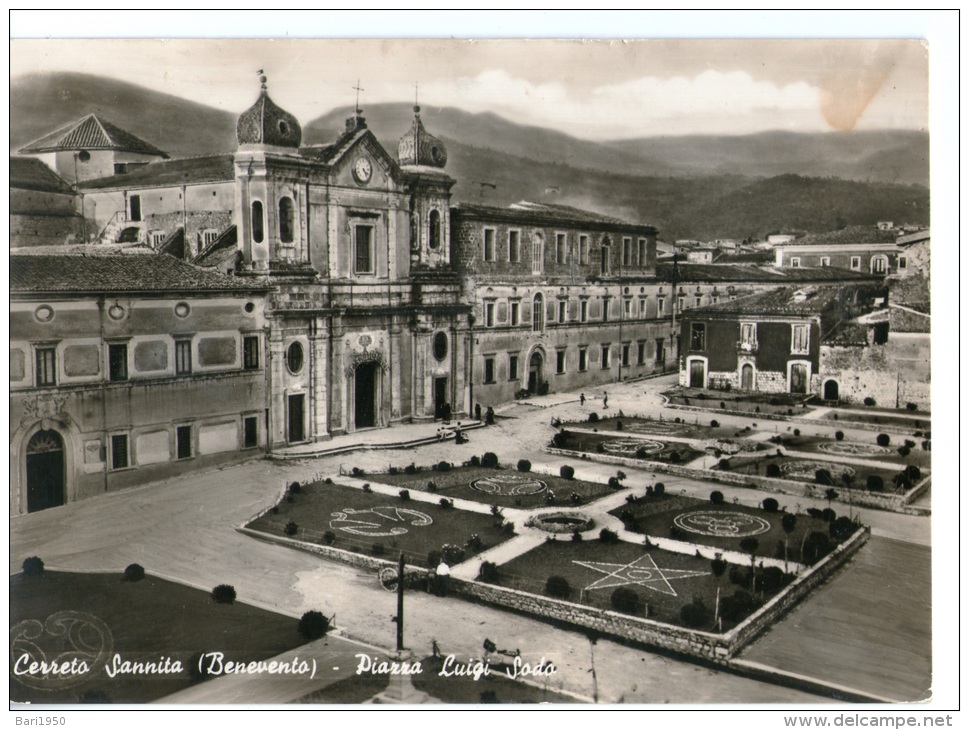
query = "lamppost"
xmin=468 ymin=312 xmax=476 ymax=418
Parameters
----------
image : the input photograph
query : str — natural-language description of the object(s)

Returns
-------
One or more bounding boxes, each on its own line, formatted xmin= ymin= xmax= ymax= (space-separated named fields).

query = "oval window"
xmin=287 ymin=341 xmax=304 ymax=374
xmin=278 ymin=120 xmax=289 ymax=136
xmin=433 ymin=332 xmax=448 ymax=361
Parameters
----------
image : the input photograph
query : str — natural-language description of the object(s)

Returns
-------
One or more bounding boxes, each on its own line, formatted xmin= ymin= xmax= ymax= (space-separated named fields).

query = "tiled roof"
xmin=657 ymin=263 xmax=880 ymax=283
xmin=685 ymin=286 xmax=842 ymax=317
xmin=452 ymin=201 xmax=655 ymax=232
xmin=19 ymin=114 xmax=168 ymax=157
xmin=10 ymin=157 xmax=74 ymax=194
xmin=780 ymin=226 xmax=899 ymax=247
xmin=76 ymin=154 xmax=235 ymax=190
xmin=824 ymin=322 xmax=870 ymax=346
xmin=194 ymin=226 xmax=238 ymax=266
xmin=11 ymin=253 xmax=268 ymax=295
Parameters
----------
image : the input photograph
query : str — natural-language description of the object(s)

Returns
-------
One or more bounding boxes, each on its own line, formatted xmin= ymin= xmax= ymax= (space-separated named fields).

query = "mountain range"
xmin=11 ymin=72 xmax=930 ymax=241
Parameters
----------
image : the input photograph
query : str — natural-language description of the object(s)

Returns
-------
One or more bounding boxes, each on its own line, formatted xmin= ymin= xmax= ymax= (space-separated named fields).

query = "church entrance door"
xmin=355 ymin=362 xmax=378 ymax=429
xmin=527 ymin=351 xmax=544 ymax=394
xmin=741 ymin=364 xmax=754 ymax=390
xmin=26 ymin=429 xmax=65 ymax=513
xmin=434 ymin=377 xmax=448 ymax=419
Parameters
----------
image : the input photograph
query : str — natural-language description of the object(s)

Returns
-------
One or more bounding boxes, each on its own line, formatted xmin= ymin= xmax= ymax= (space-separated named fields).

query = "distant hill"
xmin=10 ymin=73 xmax=930 ymax=240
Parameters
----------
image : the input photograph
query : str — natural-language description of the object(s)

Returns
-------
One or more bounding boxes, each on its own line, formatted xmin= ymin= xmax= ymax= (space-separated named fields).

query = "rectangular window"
xmin=243 ymin=336 xmax=260 ymax=370
xmin=111 ymin=434 xmax=129 ymax=470
xmin=622 ymin=237 xmax=632 ymax=267
xmin=740 ymin=322 xmax=757 ymax=347
xmin=244 ymin=416 xmax=259 ymax=448
xmin=556 ymin=233 xmax=567 ymax=264
xmin=677 ymin=296 xmax=685 ymax=313
xmin=637 ymin=341 xmax=646 ymax=364
xmin=655 ymin=338 xmax=666 ymax=364
xmin=601 ymin=344 xmax=611 ymax=369
xmin=791 ymin=324 xmax=810 ymax=354
xmin=354 ymin=225 xmax=373 ymax=273
xmin=510 ymin=301 xmax=520 ymax=326
xmin=657 ymin=298 xmax=666 ymax=316
xmin=898 ymin=256 xmax=907 ymax=269
xmin=36 ymin=347 xmax=57 ymax=386
xmin=176 ymin=425 xmax=193 ymax=460
xmin=791 ymin=257 xmax=801 ymax=268
xmin=624 ymin=299 xmax=632 ymax=317
xmin=558 ymin=300 xmax=567 ymax=323
xmin=485 ymin=302 xmax=496 ymax=327
xmin=531 ymin=236 xmax=544 ymax=275
xmin=508 ymin=230 xmax=520 ymax=263
xmin=690 ymin=322 xmax=706 ymax=351
xmin=556 ymin=350 xmax=566 ymax=374
xmin=578 ymin=347 xmax=588 ymax=372
xmin=108 ymin=343 xmax=128 ymax=382
xmin=579 ymin=235 xmax=589 ymax=265
xmin=639 ymin=299 xmax=647 ymax=317
xmin=622 ymin=343 xmax=630 ymax=367
xmin=600 ymin=246 xmax=610 ymax=275
xmin=695 ymin=296 xmax=702 ymax=308
xmin=580 ymin=300 xmax=588 ymax=323
xmin=602 ymin=299 xmax=609 ymax=322
xmin=483 ymin=228 xmax=496 ymax=262
xmin=508 ymin=354 xmax=519 ymax=381
xmin=819 ymin=256 xmax=830 ymax=267
xmin=175 ymin=340 xmax=192 ymax=376
xmin=484 ymin=357 xmax=496 ymax=384
xmin=638 ymin=238 xmax=647 ymax=265
xmin=850 ymin=256 xmax=861 ymax=271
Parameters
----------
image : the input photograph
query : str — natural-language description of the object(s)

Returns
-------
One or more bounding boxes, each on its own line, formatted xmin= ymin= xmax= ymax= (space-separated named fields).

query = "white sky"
xmin=10 ymin=12 xmax=933 ymax=139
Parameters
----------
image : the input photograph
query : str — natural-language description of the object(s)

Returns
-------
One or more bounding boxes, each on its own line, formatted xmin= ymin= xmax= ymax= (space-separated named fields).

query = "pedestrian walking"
xmin=435 ymin=559 xmax=451 ymax=596
xmin=580 ymin=393 xmax=585 ymax=406
xmin=603 ymin=393 xmax=608 ymax=409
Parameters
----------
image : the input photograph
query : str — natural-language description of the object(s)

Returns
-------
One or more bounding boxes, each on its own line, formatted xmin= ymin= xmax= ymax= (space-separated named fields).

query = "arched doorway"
xmin=823 ymin=379 xmax=839 ymax=401
xmin=687 ymin=357 xmax=707 ymax=388
xmin=527 ymin=351 xmax=544 ymax=394
xmin=741 ymin=363 xmax=755 ymax=390
xmin=26 ymin=429 xmax=65 ymax=513
xmin=355 ymin=362 xmax=379 ymax=429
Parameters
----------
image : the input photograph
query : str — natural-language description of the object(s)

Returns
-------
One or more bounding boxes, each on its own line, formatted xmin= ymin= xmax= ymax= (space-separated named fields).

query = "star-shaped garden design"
xmin=573 ymin=554 xmax=707 ymax=596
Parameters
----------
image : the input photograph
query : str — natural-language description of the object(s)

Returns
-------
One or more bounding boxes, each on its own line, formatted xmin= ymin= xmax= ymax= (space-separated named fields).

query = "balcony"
xmin=736 ymin=340 xmax=759 ymax=354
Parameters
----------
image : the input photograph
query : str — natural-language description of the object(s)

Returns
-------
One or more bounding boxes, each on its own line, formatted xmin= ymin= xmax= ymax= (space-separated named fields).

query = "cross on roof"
xmin=353 ymin=79 xmax=364 ymax=114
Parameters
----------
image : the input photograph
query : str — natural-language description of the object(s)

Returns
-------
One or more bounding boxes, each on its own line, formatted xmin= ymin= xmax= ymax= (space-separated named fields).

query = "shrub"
xmin=552 ymin=432 xmax=570 ymax=449
xmin=829 ymin=516 xmax=857 ymax=541
xmin=720 ymin=589 xmax=758 ymax=622
xmin=615 ymin=421 xmax=624 ymax=431
xmin=212 ymin=584 xmax=236 ymax=604
xmin=427 ymin=481 xmax=438 ymax=492
xmin=781 ymin=513 xmax=797 ymax=533
xmin=596 ymin=443 xmax=605 ymax=453
xmin=793 ymin=428 xmax=801 ymax=437
xmin=517 ymin=459 xmax=532 ymax=473
xmin=728 ymin=565 xmax=750 ymax=587
xmin=711 ymin=557 xmax=727 ymax=579
xmin=803 ymin=532 xmax=834 ymax=564
xmin=710 ymin=420 xmax=720 ymax=428
xmin=906 ymin=402 xmax=918 ymax=411
xmin=502 ymin=522 xmax=516 ymax=536
xmin=897 ymin=446 xmax=911 ymax=457
xmin=21 ymin=556 xmax=44 ymax=577
xmin=546 ymin=575 xmax=572 ymax=599
xmin=835 ymin=430 xmax=844 ymax=441
xmin=569 ymin=492 xmax=583 ymax=505
xmin=588 ymin=412 xmax=600 ymax=423
xmin=371 ymin=543 xmax=387 ymax=557
xmin=766 ymin=463 xmax=782 ymax=478
xmin=469 ymin=455 xmax=481 ymax=467
xmin=321 ymin=530 xmax=336 ymax=545
xmin=762 ymin=497 xmax=779 ymax=513
xmin=905 ymin=464 xmax=922 ymax=481
xmin=284 ymin=521 xmax=299 ymax=536
xmin=351 ymin=467 xmax=366 ymax=477
xmin=619 ymin=509 xmax=634 ymax=524
xmin=404 ymin=463 xmax=418 ymax=475
xmin=814 ymin=468 xmax=833 ymax=486
xmin=610 ymin=587 xmax=642 ymax=615
xmin=442 ymin=544 xmax=466 ymax=564
xmin=560 ymin=465 xmax=575 ymax=480
xmin=739 ymin=537 xmax=760 ymax=557
xmin=324 ymin=477 xmax=333 ymax=484
xmin=478 ymin=561 xmax=500 ymax=584
xmin=439 ymin=498 xmax=454 ymax=509
xmin=863 ymin=397 xmax=876 ymax=406
xmin=876 ymin=433 xmax=891 ymax=447
xmin=599 ymin=528 xmax=619 ymax=544
xmin=720 ymin=401 xmax=726 ymax=409
xmin=710 ymin=490 xmax=725 ymax=505
xmin=668 ymin=452 xmax=681 ymax=464
xmin=466 ymin=533 xmax=484 ymax=552
xmin=123 ymin=564 xmax=146 ymax=582
xmin=437 ymin=461 xmax=452 ymax=472
xmin=654 ymin=483 xmax=665 ymax=496
xmin=362 ymin=483 xmax=372 ymax=493
xmin=759 ymin=566 xmax=789 ymax=592
xmin=866 ymin=475 xmax=884 ymax=492
xmin=680 ymin=597 xmax=712 ymax=628
xmin=399 ymin=489 xmax=411 ymax=501
xmin=571 ymin=531 xmax=583 ymax=542
xmin=608 ymin=476 xmax=621 ymax=489
xmin=635 ymin=446 xmax=650 ymax=459
xmin=298 ymin=610 xmax=331 ymax=640
xmin=388 ymin=466 xmax=399 ymax=476
xmin=482 ymin=452 xmax=500 ymax=468
xmin=806 ymin=507 xmax=824 ymax=519
xmin=822 ymin=507 xmax=836 ymax=522
xmin=718 ymin=458 xmax=731 ymax=471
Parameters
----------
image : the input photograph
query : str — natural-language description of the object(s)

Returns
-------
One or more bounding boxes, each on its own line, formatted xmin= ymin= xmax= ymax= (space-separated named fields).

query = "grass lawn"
xmin=10 ymin=571 xmax=307 ymax=704
xmin=564 ymin=414 xmax=764 ymax=443
xmin=247 ymin=481 xmax=516 ymax=568
xmin=552 ymin=430 xmax=706 ymax=466
xmin=820 ymin=410 xmax=930 ymax=431
xmin=496 ymin=539 xmax=786 ymax=631
xmin=366 ymin=465 xmax=614 ymax=510
xmin=763 ymin=433 xmax=932 ymax=470
xmin=721 ymin=454 xmax=915 ymax=494
xmin=611 ymin=497 xmax=834 ymax=563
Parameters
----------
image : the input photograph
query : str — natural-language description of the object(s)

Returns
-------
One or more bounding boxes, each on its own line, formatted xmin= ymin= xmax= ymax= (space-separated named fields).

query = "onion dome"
xmin=398 ymin=105 xmax=447 ymax=168
xmin=236 ymin=74 xmax=302 ymax=148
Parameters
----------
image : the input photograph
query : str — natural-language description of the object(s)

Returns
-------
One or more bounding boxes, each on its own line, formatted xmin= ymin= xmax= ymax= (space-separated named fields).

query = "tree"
xmin=781 ymin=513 xmax=797 ymax=570
xmin=738 ymin=537 xmax=759 ymax=591
xmin=824 ymin=488 xmax=839 ymax=507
